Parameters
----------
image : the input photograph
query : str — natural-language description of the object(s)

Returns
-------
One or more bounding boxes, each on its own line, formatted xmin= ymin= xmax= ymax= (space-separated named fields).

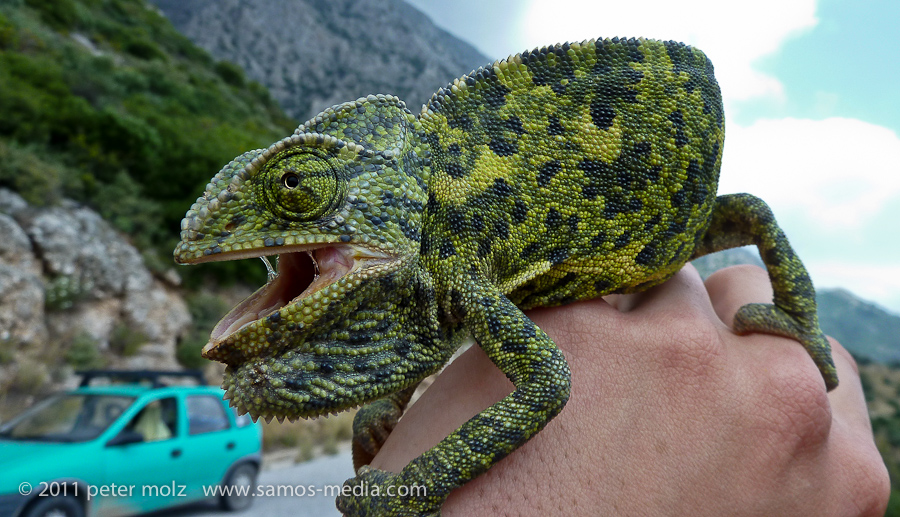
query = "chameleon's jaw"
xmin=206 ymin=248 xmax=329 ymax=345
xmin=195 ymin=243 xmax=395 ymax=356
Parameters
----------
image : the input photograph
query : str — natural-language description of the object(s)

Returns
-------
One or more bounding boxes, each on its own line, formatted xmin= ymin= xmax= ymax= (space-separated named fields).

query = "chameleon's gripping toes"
xmin=174 ymin=37 xmax=836 ymax=516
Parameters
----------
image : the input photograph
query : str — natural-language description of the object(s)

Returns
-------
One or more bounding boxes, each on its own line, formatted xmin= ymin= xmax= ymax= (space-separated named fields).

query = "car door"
xmin=101 ymin=396 xmax=186 ymax=514
xmin=176 ymin=393 xmax=240 ymax=500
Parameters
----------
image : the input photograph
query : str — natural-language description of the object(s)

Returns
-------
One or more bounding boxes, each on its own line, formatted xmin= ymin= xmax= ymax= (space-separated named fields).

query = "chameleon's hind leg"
xmin=691 ymin=193 xmax=838 ymax=390
xmin=351 ymin=383 xmax=419 ymax=470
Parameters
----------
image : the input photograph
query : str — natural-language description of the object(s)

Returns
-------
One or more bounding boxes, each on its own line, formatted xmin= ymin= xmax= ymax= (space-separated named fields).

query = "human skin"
xmin=369 ymin=265 xmax=890 ymax=516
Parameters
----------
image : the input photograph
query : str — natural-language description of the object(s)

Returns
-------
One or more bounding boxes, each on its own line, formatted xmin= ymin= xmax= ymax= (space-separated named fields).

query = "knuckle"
xmin=857 ymin=455 xmax=891 ymax=516
xmin=653 ymin=314 xmax=725 ymax=384
xmin=755 ymin=347 xmax=833 ymax=450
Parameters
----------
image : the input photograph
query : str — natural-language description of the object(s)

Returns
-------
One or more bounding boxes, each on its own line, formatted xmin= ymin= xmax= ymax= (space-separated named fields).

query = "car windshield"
xmin=0 ymin=394 xmax=135 ymax=442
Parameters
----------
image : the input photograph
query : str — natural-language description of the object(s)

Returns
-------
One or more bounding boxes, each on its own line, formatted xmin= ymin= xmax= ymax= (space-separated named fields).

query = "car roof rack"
xmin=76 ymin=370 xmax=206 ymax=388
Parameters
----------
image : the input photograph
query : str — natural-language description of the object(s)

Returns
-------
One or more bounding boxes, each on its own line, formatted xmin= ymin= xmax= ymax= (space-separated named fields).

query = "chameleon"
xmin=173 ymin=37 xmax=837 ymax=516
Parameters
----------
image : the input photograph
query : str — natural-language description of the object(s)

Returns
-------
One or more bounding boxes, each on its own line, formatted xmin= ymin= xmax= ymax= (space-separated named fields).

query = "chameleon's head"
xmin=174 ymin=96 xmax=436 ymax=421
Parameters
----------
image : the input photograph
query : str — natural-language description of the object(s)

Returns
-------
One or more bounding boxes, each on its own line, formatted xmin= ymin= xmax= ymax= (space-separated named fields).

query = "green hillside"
xmin=0 ymin=0 xmax=294 ymax=272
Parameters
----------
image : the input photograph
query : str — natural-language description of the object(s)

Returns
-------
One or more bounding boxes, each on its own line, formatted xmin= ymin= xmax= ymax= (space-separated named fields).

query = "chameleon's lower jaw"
xmin=201 ymin=244 xmax=392 ymax=356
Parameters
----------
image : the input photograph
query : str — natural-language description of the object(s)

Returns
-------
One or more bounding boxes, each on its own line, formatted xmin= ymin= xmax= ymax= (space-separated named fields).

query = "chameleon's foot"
xmin=351 ymin=404 xmax=398 ymax=469
xmin=351 ymin=385 xmax=418 ymax=470
xmin=336 ymin=465 xmax=441 ymax=517
xmin=733 ymin=303 xmax=838 ymax=390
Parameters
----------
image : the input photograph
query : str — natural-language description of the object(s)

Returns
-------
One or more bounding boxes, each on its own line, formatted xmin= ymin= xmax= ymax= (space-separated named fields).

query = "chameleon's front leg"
xmin=352 ymin=383 xmax=420 ymax=470
xmin=691 ymin=193 xmax=838 ymax=389
xmin=337 ymin=278 xmax=571 ymax=516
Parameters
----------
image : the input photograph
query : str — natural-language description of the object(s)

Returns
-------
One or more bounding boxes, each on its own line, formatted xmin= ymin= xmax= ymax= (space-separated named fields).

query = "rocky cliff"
xmin=0 ymin=189 xmax=190 ymax=412
xmin=150 ymin=0 xmax=489 ymax=122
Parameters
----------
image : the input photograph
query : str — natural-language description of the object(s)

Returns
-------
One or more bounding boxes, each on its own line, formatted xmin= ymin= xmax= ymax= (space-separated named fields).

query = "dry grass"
xmin=261 ymin=409 xmax=356 ymax=462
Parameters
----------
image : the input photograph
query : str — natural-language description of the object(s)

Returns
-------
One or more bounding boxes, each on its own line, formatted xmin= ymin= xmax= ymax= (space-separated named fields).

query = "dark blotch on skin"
xmin=505 ymin=116 xmax=526 ymax=135
xmin=590 ymin=99 xmax=616 ymax=130
xmin=545 ymin=208 xmax=563 ymax=230
xmin=537 ymin=160 xmax=562 ymax=187
xmin=439 ymin=241 xmax=456 ymax=259
xmin=491 ymin=178 xmax=513 ymax=198
xmin=512 ymin=200 xmax=528 ymax=224
xmin=494 ymin=220 xmax=510 ymax=240
xmin=446 ymin=162 xmax=467 ymax=178
xmin=636 ymin=243 xmax=656 ymax=265
xmin=548 ymin=116 xmax=564 ymax=136
xmin=669 ymin=110 xmax=688 ymax=148
xmin=489 ymin=138 xmax=518 ymax=157
xmin=547 ymin=247 xmax=569 ymax=265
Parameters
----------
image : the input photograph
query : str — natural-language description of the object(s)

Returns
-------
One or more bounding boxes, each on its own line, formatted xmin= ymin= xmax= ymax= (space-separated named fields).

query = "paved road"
xmin=155 ymin=451 xmax=354 ymax=517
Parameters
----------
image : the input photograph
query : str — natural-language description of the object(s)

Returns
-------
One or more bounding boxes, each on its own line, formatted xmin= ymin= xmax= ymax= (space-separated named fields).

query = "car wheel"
xmin=23 ymin=496 xmax=84 ymax=517
xmin=219 ymin=462 xmax=257 ymax=511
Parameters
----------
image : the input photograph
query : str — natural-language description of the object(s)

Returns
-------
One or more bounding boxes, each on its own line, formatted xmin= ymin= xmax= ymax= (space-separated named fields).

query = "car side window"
xmin=126 ymin=397 xmax=177 ymax=442
xmin=186 ymin=395 xmax=229 ymax=435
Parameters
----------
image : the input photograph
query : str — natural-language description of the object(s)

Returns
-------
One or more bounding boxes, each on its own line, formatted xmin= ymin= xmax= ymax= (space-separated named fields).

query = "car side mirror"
xmin=106 ymin=429 xmax=144 ymax=447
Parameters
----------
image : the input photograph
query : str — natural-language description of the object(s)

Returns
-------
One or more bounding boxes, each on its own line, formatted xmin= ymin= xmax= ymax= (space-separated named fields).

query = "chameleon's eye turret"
xmin=263 ymin=150 xmax=344 ymax=221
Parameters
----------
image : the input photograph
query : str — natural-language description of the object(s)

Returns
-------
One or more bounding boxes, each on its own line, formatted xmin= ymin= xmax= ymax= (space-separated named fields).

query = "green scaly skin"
xmin=173 ymin=37 xmax=837 ymax=516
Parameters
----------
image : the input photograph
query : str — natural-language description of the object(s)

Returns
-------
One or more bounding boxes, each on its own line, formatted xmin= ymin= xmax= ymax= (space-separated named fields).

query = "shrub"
xmin=65 ymin=331 xmax=106 ymax=370
xmin=215 ymin=60 xmax=246 ymax=88
xmin=44 ymin=274 xmax=93 ymax=311
xmin=108 ymin=322 xmax=147 ymax=357
xmin=24 ymin=0 xmax=80 ymax=32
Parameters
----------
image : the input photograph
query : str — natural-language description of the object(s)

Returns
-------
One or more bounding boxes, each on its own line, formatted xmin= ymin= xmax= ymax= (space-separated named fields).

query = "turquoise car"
xmin=0 ymin=371 xmax=262 ymax=517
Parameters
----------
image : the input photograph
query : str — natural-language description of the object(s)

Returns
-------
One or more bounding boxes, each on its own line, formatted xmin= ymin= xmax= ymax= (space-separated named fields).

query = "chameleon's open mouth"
xmin=198 ymin=244 xmax=395 ymax=352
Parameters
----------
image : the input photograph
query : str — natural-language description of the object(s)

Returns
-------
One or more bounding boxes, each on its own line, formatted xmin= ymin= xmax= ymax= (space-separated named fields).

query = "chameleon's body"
xmin=174 ymin=38 xmax=836 ymax=516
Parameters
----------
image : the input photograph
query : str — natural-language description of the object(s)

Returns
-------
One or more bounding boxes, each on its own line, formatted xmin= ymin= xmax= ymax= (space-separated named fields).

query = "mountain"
xmin=693 ymin=248 xmax=900 ymax=365
xmin=818 ymin=288 xmax=900 ymax=365
xmin=149 ymin=0 xmax=490 ymax=122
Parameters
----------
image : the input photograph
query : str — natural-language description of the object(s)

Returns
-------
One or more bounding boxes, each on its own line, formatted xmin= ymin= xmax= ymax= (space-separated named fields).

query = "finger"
xmin=822 ymin=338 xmax=891 ymax=515
xmin=703 ymin=264 xmax=773 ymax=327
xmin=826 ymin=339 xmax=872 ymax=432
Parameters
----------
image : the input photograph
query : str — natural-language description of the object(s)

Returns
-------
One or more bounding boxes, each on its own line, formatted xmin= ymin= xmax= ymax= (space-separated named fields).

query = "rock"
xmin=150 ymin=0 xmax=489 ymax=122
xmin=0 ymin=188 xmax=29 ymax=217
xmin=0 ymin=189 xmax=192 ymax=396
xmin=0 ymin=263 xmax=46 ymax=345
xmin=15 ymin=199 xmax=153 ymax=298
xmin=0 ymin=206 xmax=46 ymax=346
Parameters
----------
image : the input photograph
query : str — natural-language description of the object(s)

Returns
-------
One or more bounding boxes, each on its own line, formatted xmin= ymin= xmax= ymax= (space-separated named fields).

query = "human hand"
xmin=369 ymin=265 xmax=889 ymax=516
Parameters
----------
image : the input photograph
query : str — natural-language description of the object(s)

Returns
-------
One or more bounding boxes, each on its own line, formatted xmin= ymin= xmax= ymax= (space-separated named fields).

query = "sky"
xmin=405 ymin=0 xmax=900 ymax=314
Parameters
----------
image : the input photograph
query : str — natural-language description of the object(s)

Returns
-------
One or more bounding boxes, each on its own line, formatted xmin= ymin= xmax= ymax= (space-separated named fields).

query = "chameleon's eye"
xmin=282 ymin=172 xmax=301 ymax=189
xmin=263 ymin=151 xmax=344 ymax=221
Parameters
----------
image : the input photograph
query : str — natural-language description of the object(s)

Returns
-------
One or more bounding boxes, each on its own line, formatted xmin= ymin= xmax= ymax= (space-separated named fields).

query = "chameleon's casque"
xmin=174 ymin=37 xmax=836 ymax=516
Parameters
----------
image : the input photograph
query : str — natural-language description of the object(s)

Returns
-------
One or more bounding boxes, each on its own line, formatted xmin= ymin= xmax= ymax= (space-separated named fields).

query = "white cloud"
xmin=518 ymin=0 xmax=818 ymax=102
xmin=719 ymin=117 xmax=900 ymax=231
xmin=717 ymin=117 xmax=900 ymax=313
